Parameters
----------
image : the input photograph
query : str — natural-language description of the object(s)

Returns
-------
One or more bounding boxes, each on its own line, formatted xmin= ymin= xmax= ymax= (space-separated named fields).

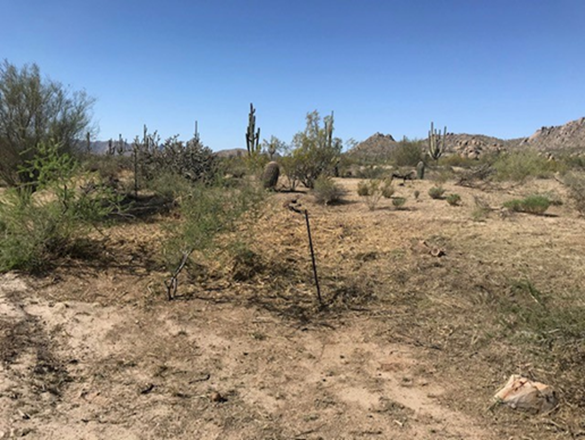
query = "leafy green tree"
xmin=0 ymin=60 xmax=95 ymax=187
xmin=288 ymin=111 xmax=342 ymax=189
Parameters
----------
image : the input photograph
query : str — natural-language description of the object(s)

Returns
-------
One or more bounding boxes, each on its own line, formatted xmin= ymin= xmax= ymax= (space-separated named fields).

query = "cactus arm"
xmin=428 ymin=121 xmax=446 ymax=160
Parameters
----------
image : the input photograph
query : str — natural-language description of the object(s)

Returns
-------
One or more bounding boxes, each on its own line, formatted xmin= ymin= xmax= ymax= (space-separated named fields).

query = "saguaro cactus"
xmin=246 ymin=103 xmax=261 ymax=158
xmin=193 ymin=120 xmax=200 ymax=144
xmin=325 ymin=111 xmax=334 ymax=149
xmin=428 ymin=122 xmax=447 ymax=161
xmin=417 ymin=161 xmax=425 ymax=179
xmin=86 ymin=132 xmax=91 ymax=154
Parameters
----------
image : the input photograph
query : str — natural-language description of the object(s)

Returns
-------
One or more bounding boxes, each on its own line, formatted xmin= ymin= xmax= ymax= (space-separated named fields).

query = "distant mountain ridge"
xmin=87 ymin=117 xmax=585 ymax=158
xmin=350 ymin=117 xmax=585 ymax=159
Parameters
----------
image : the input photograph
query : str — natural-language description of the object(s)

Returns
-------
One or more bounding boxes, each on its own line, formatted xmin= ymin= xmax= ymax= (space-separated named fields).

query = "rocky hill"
xmin=518 ymin=117 xmax=585 ymax=151
xmin=350 ymin=117 xmax=585 ymax=160
xmin=444 ymin=133 xmax=506 ymax=159
xmin=348 ymin=132 xmax=398 ymax=160
xmin=349 ymin=131 xmax=507 ymax=160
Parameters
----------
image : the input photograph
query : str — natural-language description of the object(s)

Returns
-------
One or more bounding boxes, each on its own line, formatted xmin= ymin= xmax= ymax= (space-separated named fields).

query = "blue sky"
xmin=2 ymin=0 xmax=584 ymax=150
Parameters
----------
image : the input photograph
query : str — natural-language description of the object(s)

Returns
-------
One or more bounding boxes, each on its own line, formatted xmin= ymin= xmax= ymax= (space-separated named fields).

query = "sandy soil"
xmin=0 ymin=271 xmax=495 ymax=439
xmin=1 ymin=176 xmax=583 ymax=439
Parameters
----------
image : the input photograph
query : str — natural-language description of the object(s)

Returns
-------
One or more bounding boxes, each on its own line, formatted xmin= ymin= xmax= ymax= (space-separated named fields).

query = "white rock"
xmin=494 ymin=374 xmax=558 ymax=414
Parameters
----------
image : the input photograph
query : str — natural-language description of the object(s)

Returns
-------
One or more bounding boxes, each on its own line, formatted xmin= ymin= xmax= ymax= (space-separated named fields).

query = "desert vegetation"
xmin=2 ymin=61 xmax=585 ymax=439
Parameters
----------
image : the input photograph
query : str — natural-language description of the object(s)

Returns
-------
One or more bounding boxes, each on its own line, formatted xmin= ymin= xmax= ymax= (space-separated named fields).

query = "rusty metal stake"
xmin=285 ymin=200 xmax=323 ymax=306
xmin=303 ymin=209 xmax=322 ymax=306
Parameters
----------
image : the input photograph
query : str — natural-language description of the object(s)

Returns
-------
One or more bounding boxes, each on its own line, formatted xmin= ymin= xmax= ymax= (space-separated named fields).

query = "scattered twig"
xmin=165 ymin=249 xmax=194 ymax=300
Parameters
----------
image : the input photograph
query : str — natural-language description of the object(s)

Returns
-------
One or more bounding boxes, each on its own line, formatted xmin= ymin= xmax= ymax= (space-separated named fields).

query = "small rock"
xmin=493 ymin=374 xmax=558 ymax=414
xmin=210 ymin=392 xmax=226 ymax=403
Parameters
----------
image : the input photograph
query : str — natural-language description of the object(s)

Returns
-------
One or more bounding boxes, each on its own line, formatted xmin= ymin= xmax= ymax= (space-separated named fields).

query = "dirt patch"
xmin=0 ymin=272 xmax=496 ymax=439
xmin=1 ymin=176 xmax=584 ymax=439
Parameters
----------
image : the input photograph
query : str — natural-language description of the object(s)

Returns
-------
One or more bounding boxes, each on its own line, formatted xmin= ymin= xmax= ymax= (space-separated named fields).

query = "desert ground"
xmin=1 ymin=176 xmax=584 ymax=439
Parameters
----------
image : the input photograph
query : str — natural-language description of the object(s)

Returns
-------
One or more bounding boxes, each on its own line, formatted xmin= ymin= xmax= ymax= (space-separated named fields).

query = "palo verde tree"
xmin=288 ymin=110 xmax=342 ymax=189
xmin=0 ymin=60 xmax=95 ymax=187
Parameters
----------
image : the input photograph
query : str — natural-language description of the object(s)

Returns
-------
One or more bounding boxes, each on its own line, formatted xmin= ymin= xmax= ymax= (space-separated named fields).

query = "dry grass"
xmin=3 ymin=175 xmax=584 ymax=438
xmin=230 ymin=177 xmax=585 ymax=438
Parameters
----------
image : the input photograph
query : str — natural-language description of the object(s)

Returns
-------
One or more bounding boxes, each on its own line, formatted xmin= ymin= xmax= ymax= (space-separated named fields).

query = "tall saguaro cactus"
xmin=246 ymin=103 xmax=261 ymax=158
xmin=325 ymin=111 xmax=334 ymax=149
xmin=86 ymin=132 xmax=91 ymax=154
xmin=193 ymin=120 xmax=200 ymax=144
xmin=428 ymin=122 xmax=447 ymax=161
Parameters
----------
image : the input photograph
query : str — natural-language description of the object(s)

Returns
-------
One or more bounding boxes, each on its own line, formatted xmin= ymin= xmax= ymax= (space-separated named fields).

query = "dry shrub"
xmin=312 ymin=176 xmax=345 ymax=205
xmin=357 ymin=180 xmax=372 ymax=196
xmin=472 ymin=196 xmax=491 ymax=221
xmin=563 ymin=172 xmax=585 ymax=215
xmin=357 ymin=180 xmax=383 ymax=210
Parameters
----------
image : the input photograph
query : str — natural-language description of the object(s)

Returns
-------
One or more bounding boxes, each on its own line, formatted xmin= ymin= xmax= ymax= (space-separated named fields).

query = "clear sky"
xmin=2 ymin=0 xmax=584 ymax=150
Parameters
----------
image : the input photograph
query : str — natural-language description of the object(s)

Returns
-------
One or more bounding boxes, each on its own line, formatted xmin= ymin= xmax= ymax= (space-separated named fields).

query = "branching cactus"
xmin=246 ymin=103 xmax=261 ymax=158
xmin=428 ymin=122 xmax=447 ymax=160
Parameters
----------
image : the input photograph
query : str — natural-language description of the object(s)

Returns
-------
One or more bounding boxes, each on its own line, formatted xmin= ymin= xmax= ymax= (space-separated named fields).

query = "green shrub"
xmin=381 ymin=180 xmax=395 ymax=198
xmin=390 ymin=139 xmax=424 ymax=167
xmin=446 ymin=193 xmax=461 ymax=206
xmin=536 ymin=191 xmax=563 ymax=206
xmin=503 ymin=195 xmax=550 ymax=215
xmin=493 ymin=150 xmax=564 ymax=182
xmin=147 ymin=171 xmax=194 ymax=200
xmin=218 ymin=155 xmax=248 ymax=179
xmin=287 ymin=111 xmax=342 ymax=189
xmin=428 ymin=186 xmax=446 ymax=199
xmin=162 ymin=180 xmax=264 ymax=298
xmin=414 ymin=190 xmax=420 ymax=200
xmin=392 ymin=197 xmax=406 ymax=209
xmin=279 ymin=155 xmax=301 ymax=190
xmin=312 ymin=176 xmax=345 ymax=205
xmin=0 ymin=142 xmax=120 ymax=272
xmin=560 ymin=153 xmax=585 ymax=170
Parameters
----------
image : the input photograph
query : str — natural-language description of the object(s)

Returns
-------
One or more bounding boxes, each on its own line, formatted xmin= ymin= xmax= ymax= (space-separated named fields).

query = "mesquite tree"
xmin=0 ymin=61 xmax=95 ymax=187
